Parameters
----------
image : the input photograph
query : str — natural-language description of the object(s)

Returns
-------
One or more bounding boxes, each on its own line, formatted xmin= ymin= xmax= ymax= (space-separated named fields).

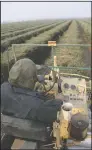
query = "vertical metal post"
xmin=12 ymin=45 xmax=17 ymax=63
xmin=51 ymin=46 xmax=54 ymax=66
xmin=54 ymin=56 xmax=57 ymax=67
xmin=52 ymin=46 xmax=60 ymax=74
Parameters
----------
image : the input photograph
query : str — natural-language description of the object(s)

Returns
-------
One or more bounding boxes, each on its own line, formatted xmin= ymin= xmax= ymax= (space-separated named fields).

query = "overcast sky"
xmin=1 ymin=1 xmax=91 ymax=23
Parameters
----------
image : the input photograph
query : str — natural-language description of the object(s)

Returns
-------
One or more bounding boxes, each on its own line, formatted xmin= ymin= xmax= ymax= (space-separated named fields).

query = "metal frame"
xmin=12 ymin=43 xmax=91 ymax=70
xmin=12 ymin=44 xmax=91 ymax=47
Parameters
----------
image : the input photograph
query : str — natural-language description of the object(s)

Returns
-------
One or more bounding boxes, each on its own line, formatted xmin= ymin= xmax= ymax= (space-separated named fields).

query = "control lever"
xmin=57 ymin=78 xmax=63 ymax=93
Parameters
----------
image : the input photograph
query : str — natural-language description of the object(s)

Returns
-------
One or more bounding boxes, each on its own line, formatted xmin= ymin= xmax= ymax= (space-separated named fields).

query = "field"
xmin=1 ymin=19 xmax=91 ymax=81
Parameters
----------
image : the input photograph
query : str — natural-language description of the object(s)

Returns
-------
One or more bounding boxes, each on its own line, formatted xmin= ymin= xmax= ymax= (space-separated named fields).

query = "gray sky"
xmin=1 ymin=1 xmax=91 ymax=23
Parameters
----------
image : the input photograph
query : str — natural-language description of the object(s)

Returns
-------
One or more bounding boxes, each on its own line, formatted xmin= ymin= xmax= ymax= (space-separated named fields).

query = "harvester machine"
xmin=1 ymin=43 xmax=91 ymax=149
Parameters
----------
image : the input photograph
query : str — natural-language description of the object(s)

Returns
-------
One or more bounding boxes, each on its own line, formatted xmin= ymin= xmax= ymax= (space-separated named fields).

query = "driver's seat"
xmin=1 ymin=114 xmax=48 ymax=142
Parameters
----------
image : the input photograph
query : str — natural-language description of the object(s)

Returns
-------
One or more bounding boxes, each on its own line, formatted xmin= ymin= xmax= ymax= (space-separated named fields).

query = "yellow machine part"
xmin=59 ymin=107 xmax=86 ymax=139
xmin=72 ymin=108 xmax=85 ymax=114
xmin=59 ymin=109 xmax=70 ymax=139
xmin=60 ymin=120 xmax=69 ymax=139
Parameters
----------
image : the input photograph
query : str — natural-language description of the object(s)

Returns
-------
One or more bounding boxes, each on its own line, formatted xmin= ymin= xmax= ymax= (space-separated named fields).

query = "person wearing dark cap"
xmin=1 ymin=58 xmax=63 ymax=124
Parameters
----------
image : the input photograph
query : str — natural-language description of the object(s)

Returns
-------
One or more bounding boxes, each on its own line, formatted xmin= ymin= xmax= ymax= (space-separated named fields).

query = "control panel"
xmin=59 ymin=77 xmax=88 ymax=114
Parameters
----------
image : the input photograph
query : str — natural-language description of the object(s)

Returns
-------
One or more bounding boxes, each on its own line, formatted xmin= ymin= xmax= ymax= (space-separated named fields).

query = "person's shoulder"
xmin=1 ymin=81 xmax=9 ymax=85
xmin=1 ymin=82 xmax=11 ymax=88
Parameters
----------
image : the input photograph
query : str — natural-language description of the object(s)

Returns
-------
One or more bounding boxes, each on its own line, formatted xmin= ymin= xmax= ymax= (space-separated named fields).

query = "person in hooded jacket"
xmin=1 ymin=58 xmax=63 ymax=124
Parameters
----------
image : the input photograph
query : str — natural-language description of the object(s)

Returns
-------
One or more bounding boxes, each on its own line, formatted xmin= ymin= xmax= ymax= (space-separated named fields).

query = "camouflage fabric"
xmin=8 ymin=58 xmax=38 ymax=89
xmin=34 ymin=82 xmax=51 ymax=92
xmin=34 ymin=82 xmax=45 ymax=92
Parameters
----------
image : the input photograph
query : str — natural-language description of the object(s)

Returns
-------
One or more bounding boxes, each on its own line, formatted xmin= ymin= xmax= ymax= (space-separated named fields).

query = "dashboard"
xmin=59 ymin=77 xmax=88 ymax=112
xmin=60 ymin=77 xmax=86 ymax=96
